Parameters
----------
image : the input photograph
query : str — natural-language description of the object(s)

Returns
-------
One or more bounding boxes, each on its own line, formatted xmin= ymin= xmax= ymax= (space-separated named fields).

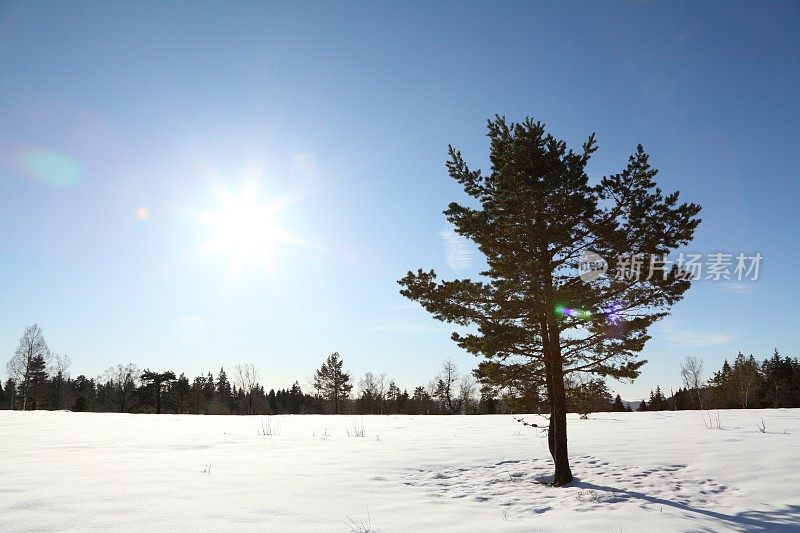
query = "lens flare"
xmin=18 ymin=149 xmax=82 ymax=187
xmin=555 ymin=305 xmax=592 ymax=319
xmin=605 ymin=302 xmax=623 ymax=324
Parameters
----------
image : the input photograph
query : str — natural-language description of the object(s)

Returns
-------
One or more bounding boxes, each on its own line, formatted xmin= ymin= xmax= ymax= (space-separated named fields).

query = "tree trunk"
xmin=544 ymin=313 xmax=573 ymax=486
xmin=22 ymin=363 xmax=30 ymax=411
xmin=540 ymin=318 xmax=556 ymax=460
xmin=549 ymin=353 xmax=573 ymax=486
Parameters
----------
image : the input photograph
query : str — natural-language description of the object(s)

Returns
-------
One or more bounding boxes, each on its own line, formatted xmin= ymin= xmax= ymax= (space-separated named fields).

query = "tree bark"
xmin=549 ymin=351 xmax=573 ymax=486
xmin=540 ymin=318 xmax=556 ymax=460
xmin=22 ymin=351 xmax=31 ymax=411
xmin=545 ymin=314 xmax=573 ymax=486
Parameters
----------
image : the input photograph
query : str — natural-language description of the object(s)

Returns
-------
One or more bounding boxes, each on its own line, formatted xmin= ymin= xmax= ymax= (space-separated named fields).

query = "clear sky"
xmin=1 ymin=1 xmax=798 ymax=399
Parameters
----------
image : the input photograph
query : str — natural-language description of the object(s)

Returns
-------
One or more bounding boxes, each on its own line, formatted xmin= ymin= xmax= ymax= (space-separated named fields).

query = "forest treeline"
xmin=637 ymin=351 xmax=800 ymax=411
xmin=2 ymin=325 xmax=496 ymax=415
xmin=3 ymin=325 xmax=799 ymax=416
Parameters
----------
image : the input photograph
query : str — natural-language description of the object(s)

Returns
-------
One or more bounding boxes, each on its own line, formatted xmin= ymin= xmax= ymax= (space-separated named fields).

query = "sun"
xmin=202 ymin=187 xmax=290 ymax=272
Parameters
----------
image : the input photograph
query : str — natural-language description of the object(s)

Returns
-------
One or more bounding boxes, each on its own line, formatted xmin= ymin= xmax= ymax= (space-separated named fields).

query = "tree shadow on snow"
xmin=573 ymin=480 xmax=800 ymax=532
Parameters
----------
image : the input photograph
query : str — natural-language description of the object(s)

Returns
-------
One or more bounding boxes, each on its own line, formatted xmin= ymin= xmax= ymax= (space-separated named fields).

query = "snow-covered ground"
xmin=1 ymin=410 xmax=798 ymax=532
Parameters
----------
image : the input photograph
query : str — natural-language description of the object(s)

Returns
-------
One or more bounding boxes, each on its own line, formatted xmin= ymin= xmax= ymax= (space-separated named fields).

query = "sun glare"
xmin=202 ymin=188 xmax=287 ymax=272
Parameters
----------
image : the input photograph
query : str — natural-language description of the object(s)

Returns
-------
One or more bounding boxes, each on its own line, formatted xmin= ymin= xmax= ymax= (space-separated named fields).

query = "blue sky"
xmin=1 ymin=1 xmax=798 ymax=399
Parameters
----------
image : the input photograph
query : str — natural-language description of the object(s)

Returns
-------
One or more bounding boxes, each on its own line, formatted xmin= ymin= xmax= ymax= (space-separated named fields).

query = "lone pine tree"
xmin=399 ymin=116 xmax=701 ymax=485
xmin=140 ymin=370 xmax=176 ymax=414
xmin=313 ymin=352 xmax=352 ymax=414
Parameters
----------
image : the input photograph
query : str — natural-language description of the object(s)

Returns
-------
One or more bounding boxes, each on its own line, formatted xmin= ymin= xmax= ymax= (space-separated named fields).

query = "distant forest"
xmin=638 ymin=350 xmax=800 ymax=412
xmin=3 ymin=325 xmax=800 ymax=415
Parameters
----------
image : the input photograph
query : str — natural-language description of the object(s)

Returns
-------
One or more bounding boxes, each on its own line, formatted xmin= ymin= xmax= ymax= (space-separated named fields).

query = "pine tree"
xmin=72 ymin=375 xmax=96 ymax=412
xmin=398 ymin=388 xmax=411 ymax=414
xmin=475 ymin=361 xmax=542 ymax=413
xmin=399 ymin=117 xmax=701 ymax=485
xmin=173 ymin=373 xmax=190 ymax=413
xmin=140 ymin=370 xmax=176 ymax=414
xmin=203 ymin=372 xmax=215 ymax=404
xmin=386 ymin=381 xmax=400 ymax=414
xmin=412 ymin=386 xmax=431 ymax=414
xmin=478 ymin=384 xmax=497 ymax=414
xmin=569 ymin=378 xmax=612 ymax=418
xmin=313 ymin=352 xmax=352 ymax=414
xmin=612 ymin=394 xmax=626 ymax=412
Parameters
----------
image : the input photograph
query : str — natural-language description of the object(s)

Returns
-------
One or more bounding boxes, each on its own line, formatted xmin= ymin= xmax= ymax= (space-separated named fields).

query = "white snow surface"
xmin=1 ymin=410 xmax=799 ymax=532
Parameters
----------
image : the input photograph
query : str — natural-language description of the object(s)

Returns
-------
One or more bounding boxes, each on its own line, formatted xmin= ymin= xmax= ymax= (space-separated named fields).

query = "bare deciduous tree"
xmin=375 ymin=373 xmax=387 ymax=414
xmin=358 ymin=372 xmax=381 ymax=414
xmin=459 ymin=374 xmax=476 ymax=414
xmin=732 ymin=353 xmax=760 ymax=409
xmin=6 ymin=324 xmax=51 ymax=410
xmin=234 ymin=363 xmax=260 ymax=414
xmin=435 ymin=359 xmax=462 ymax=414
xmin=680 ymin=356 xmax=705 ymax=409
xmin=104 ymin=363 xmax=139 ymax=413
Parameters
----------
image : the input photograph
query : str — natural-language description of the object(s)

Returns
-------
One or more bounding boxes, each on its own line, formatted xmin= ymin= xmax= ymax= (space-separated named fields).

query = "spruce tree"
xmin=313 ymin=352 xmax=352 ymax=414
xmin=386 ymin=381 xmax=401 ymax=414
xmin=72 ymin=375 xmax=96 ymax=412
xmin=50 ymin=369 xmax=66 ymax=410
xmin=648 ymin=386 xmax=667 ymax=411
xmin=268 ymin=389 xmax=277 ymax=414
xmin=6 ymin=324 xmax=50 ymax=410
xmin=216 ymin=368 xmax=231 ymax=397
xmin=4 ymin=379 xmax=14 ymax=406
xmin=289 ymin=381 xmax=303 ymax=413
xmin=710 ymin=359 xmax=734 ymax=408
xmin=173 ymin=373 xmax=190 ymax=413
xmin=27 ymin=353 xmax=48 ymax=410
xmin=203 ymin=372 xmax=215 ymax=405
xmin=399 ymin=117 xmax=701 ymax=485
xmin=612 ymin=394 xmax=626 ymax=412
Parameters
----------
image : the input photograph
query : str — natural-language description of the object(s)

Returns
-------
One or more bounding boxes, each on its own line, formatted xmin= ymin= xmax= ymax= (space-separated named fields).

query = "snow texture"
xmin=1 ymin=410 xmax=798 ymax=531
